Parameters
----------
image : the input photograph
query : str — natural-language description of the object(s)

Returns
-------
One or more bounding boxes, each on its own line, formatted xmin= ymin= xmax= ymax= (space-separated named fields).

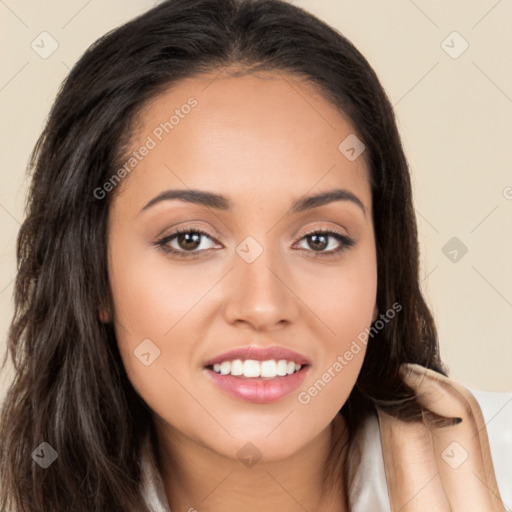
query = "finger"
xmin=377 ymin=406 xmax=451 ymax=512
xmin=400 ymin=363 xmax=507 ymax=512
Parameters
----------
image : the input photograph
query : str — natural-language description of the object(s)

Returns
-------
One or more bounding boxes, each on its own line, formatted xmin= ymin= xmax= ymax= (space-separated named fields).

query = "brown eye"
xmin=175 ymin=232 xmax=203 ymax=251
xmin=154 ymin=227 xmax=218 ymax=258
xmin=306 ymin=233 xmax=329 ymax=251
xmin=295 ymin=230 xmax=355 ymax=257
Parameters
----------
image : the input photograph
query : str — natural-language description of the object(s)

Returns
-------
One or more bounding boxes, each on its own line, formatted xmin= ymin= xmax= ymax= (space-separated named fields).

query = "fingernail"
xmin=438 ymin=416 xmax=463 ymax=428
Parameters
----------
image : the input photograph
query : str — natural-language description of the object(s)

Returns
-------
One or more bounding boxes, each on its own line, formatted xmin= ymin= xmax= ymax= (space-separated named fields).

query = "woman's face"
xmin=105 ymin=70 xmax=378 ymax=461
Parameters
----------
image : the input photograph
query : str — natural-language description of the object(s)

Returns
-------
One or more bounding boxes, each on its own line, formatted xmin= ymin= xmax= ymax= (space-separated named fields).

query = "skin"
xmin=104 ymin=69 xmax=378 ymax=512
xmin=379 ymin=364 xmax=507 ymax=511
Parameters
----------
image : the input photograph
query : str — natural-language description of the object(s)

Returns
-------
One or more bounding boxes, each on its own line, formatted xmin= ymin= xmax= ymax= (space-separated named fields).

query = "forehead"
xmin=112 ymin=70 xmax=371 ymax=216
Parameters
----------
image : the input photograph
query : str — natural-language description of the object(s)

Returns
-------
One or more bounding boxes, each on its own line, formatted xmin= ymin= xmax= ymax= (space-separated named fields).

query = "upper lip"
xmin=203 ymin=346 xmax=311 ymax=367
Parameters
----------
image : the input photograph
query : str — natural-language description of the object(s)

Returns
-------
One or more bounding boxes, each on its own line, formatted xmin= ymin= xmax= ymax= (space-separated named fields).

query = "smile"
xmin=209 ymin=359 xmax=302 ymax=378
xmin=203 ymin=363 xmax=310 ymax=403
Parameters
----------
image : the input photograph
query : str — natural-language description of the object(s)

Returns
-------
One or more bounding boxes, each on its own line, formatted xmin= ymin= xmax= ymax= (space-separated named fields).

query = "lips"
xmin=203 ymin=346 xmax=311 ymax=367
xmin=202 ymin=345 xmax=311 ymax=403
xmin=204 ymin=366 xmax=309 ymax=403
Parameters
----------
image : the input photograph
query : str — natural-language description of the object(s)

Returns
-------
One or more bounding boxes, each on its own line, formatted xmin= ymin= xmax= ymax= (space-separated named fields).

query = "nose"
xmin=223 ymin=245 xmax=300 ymax=331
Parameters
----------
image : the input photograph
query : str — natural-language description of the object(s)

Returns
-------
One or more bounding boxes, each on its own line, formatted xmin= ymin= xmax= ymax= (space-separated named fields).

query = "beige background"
xmin=1 ymin=0 xmax=511 ymax=403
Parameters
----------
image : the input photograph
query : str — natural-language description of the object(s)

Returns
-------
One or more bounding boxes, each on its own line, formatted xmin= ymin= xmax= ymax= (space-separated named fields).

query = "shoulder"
xmin=140 ymin=431 xmax=172 ymax=512
xmin=346 ymin=410 xmax=391 ymax=511
xmin=467 ymin=387 xmax=512 ymax=506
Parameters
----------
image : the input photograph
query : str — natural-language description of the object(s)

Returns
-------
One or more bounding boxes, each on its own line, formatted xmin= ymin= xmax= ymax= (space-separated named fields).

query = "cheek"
xmin=294 ymin=247 xmax=377 ymax=408
xmin=108 ymin=230 xmax=218 ymax=339
xmin=107 ymin=234 xmax=188 ymax=392
xmin=299 ymin=241 xmax=378 ymax=339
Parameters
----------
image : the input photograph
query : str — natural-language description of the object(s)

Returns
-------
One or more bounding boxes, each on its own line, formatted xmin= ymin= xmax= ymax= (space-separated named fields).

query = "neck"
xmin=153 ymin=413 xmax=350 ymax=512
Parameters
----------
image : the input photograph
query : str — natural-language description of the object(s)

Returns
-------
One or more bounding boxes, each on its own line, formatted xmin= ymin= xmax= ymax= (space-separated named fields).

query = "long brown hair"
xmin=0 ymin=0 xmax=447 ymax=510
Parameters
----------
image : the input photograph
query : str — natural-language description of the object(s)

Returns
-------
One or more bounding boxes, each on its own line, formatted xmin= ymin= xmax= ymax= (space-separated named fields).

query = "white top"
xmin=140 ymin=389 xmax=512 ymax=511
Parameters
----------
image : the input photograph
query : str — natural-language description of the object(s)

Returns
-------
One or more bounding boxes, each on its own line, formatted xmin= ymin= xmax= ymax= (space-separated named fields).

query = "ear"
xmin=372 ymin=303 xmax=378 ymax=323
xmin=99 ymin=307 xmax=111 ymax=323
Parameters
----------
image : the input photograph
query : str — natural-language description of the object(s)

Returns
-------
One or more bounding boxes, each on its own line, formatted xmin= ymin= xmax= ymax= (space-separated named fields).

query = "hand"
xmin=376 ymin=363 xmax=507 ymax=511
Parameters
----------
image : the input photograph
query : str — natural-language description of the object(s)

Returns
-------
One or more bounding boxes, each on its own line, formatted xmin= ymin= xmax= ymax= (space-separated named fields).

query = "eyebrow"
xmin=139 ymin=188 xmax=366 ymax=216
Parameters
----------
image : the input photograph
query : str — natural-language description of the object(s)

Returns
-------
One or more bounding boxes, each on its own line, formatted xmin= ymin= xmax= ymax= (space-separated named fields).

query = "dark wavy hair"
xmin=0 ymin=0 xmax=448 ymax=510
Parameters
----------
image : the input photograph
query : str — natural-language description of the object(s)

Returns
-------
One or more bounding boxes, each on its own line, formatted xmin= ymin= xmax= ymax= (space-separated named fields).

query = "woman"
xmin=0 ymin=0 xmax=506 ymax=510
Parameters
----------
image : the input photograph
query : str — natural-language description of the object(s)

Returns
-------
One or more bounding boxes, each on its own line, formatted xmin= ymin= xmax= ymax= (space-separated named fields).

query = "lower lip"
xmin=204 ymin=366 xmax=309 ymax=404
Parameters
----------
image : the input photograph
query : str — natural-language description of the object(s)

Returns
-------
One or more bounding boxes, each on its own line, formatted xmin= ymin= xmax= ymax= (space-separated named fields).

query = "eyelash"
xmin=153 ymin=226 xmax=356 ymax=260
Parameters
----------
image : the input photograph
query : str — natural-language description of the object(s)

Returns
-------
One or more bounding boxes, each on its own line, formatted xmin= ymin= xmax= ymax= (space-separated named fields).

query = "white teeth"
xmin=231 ymin=359 xmax=243 ymax=376
xmin=261 ymin=360 xmax=277 ymax=378
xmin=243 ymin=359 xmax=261 ymax=377
xmin=210 ymin=358 xmax=304 ymax=378
xmin=219 ymin=361 xmax=231 ymax=375
xmin=276 ymin=359 xmax=288 ymax=376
